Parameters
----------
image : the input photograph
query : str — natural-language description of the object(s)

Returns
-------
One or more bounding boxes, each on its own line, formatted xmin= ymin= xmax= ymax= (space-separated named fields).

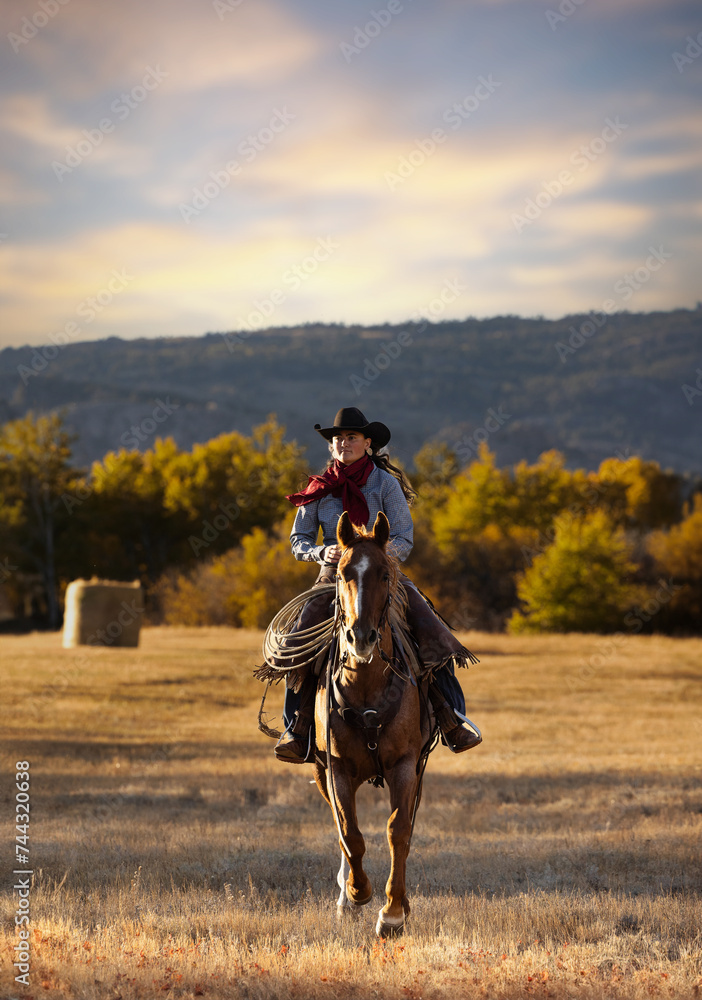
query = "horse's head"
xmin=336 ymin=511 xmax=392 ymax=662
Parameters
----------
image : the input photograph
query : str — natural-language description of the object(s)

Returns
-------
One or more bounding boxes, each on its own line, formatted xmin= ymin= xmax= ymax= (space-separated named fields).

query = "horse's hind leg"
xmin=376 ymin=758 xmax=417 ymax=937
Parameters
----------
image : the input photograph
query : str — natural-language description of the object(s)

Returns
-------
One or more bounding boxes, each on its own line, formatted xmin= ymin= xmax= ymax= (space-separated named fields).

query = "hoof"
xmin=336 ymin=902 xmax=363 ymax=921
xmin=375 ymin=911 xmax=405 ymax=937
xmin=347 ymin=886 xmax=373 ymax=907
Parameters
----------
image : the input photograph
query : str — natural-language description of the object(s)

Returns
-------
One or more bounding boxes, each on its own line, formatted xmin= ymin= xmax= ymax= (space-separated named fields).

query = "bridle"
xmin=331 ymin=558 xmax=414 ymax=786
xmin=336 ymin=565 xmax=406 ymax=678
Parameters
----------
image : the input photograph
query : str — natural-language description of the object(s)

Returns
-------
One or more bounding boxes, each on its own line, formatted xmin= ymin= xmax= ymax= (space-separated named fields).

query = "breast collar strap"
xmin=330 ymin=659 xmax=408 ymax=788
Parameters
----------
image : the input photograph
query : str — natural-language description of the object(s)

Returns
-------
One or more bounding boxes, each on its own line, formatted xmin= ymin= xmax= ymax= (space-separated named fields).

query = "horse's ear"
xmin=337 ymin=511 xmax=355 ymax=549
xmin=372 ymin=511 xmax=390 ymax=550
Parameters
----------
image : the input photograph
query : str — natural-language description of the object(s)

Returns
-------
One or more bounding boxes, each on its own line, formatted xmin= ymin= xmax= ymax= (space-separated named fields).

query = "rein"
xmin=325 ymin=574 xmax=353 ymax=859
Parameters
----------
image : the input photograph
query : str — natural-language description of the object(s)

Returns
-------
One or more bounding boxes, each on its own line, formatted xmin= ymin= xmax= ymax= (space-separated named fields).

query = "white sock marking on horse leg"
xmin=336 ymin=852 xmax=350 ymax=907
xmin=376 ymin=909 xmax=405 ymax=934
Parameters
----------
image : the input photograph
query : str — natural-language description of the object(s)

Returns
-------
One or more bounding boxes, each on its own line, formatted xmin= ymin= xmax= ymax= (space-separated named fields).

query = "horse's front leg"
xmin=328 ymin=765 xmax=372 ymax=907
xmin=335 ymin=851 xmax=355 ymax=912
xmin=376 ymin=755 xmax=418 ymax=937
xmin=313 ymin=758 xmax=372 ymax=909
xmin=313 ymin=766 xmax=359 ymax=916
xmin=336 ymin=851 xmax=350 ymax=905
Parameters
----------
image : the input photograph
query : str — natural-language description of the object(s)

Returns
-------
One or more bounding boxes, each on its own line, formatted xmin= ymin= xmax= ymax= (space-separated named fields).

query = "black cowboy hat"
xmin=314 ymin=407 xmax=391 ymax=449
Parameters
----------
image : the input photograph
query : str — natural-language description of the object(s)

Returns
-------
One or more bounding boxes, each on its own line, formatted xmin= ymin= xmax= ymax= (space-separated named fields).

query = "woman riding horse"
xmin=273 ymin=406 xmax=482 ymax=763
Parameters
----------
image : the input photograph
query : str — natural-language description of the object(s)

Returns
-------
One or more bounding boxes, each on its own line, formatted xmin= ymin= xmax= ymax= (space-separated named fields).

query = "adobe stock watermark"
xmin=61 ymin=399 xmax=180 ymax=514
xmin=188 ymin=465 xmax=291 ymax=554
xmin=348 ymin=330 xmax=413 ymax=396
xmin=86 ymin=597 xmax=145 ymax=647
xmin=555 ymin=246 xmax=672 ymax=363
xmin=88 ymin=740 xmax=186 ymax=819
xmin=179 ymin=108 xmax=295 ymax=223
xmin=568 ymin=579 xmax=680 ymax=692
xmin=189 ymin=499 xmax=245 ymax=556
xmin=52 ymin=66 xmax=168 ymax=181
xmin=8 ymin=0 xmax=70 ymax=54
xmin=385 ymin=75 xmax=501 ymax=191
xmin=512 ymin=117 xmax=627 ymax=233
xmin=16 ymin=269 xmax=135 ymax=385
xmin=222 ymin=236 xmax=339 ymax=350
xmin=339 ymin=0 xmax=406 ymax=62
xmin=26 ymin=635 xmax=138 ymax=726
xmin=544 ymin=0 xmax=588 ymax=31
xmin=451 ymin=601 xmax=479 ymax=631
xmin=119 ymin=397 xmax=180 ymax=449
xmin=519 ymin=447 xmax=632 ymax=565
xmin=410 ymin=277 xmax=466 ymax=326
xmin=455 ymin=405 xmax=512 ymax=463
xmin=348 ymin=277 xmax=465 ymax=395
xmin=612 ymin=245 xmax=672 ymax=302
xmin=554 ymin=308 xmax=614 ymax=364
xmin=26 ymin=651 xmax=91 ymax=720
xmin=681 ymin=368 xmax=702 ymax=406
xmin=672 ymin=30 xmax=702 ymax=72
xmin=413 ymin=408 xmax=514 ymax=498
xmin=213 ymin=0 xmax=244 ymax=20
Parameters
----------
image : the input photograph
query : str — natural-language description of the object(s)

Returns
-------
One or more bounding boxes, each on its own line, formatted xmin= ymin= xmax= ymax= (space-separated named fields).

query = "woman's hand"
xmin=322 ymin=544 xmax=341 ymax=564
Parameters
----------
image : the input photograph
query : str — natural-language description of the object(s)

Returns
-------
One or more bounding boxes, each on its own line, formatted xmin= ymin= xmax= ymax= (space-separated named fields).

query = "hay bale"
xmin=62 ymin=578 xmax=144 ymax=648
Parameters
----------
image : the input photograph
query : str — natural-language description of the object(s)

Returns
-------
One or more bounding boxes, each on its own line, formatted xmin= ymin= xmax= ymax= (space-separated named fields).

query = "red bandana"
xmin=286 ymin=455 xmax=374 ymax=528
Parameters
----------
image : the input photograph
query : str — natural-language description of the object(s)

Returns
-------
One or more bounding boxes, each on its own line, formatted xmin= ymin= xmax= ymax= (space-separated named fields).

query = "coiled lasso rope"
xmin=255 ymin=584 xmax=338 ymax=738
xmin=256 ymin=583 xmax=338 ymax=679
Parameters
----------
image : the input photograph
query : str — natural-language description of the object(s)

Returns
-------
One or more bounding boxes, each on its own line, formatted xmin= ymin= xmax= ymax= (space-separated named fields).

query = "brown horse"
xmin=312 ymin=510 xmax=432 ymax=936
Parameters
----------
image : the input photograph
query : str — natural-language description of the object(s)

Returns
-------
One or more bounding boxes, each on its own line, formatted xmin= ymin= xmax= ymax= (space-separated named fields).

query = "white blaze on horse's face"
xmin=351 ymin=553 xmax=370 ymax=619
xmin=339 ymin=547 xmax=385 ymax=662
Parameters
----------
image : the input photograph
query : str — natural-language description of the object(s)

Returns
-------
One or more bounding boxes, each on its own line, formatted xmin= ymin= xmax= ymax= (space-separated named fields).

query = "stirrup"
xmin=435 ymin=705 xmax=482 ymax=753
xmin=445 ymin=726 xmax=482 ymax=753
xmin=453 ymin=710 xmax=481 ymax=741
xmin=274 ymin=716 xmax=313 ymax=763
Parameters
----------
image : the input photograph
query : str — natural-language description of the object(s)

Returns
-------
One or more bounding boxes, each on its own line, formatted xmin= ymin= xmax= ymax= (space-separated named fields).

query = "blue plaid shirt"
xmin=290 ymin=466 xmax=413 ymax=563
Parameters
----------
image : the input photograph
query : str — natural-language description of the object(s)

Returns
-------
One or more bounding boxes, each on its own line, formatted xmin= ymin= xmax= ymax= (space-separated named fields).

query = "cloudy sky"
xmin=0 ymin=0 xmax=700 ymax=348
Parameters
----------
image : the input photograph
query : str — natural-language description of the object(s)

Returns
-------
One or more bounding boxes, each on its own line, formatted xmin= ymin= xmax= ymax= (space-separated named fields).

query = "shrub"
xmin=509 ymin=510 xmax=641 ymax=633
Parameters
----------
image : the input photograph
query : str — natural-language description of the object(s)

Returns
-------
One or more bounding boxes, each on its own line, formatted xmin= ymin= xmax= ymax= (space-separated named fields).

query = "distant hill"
xmin=0 ymin=309 xmax=700 ymax=473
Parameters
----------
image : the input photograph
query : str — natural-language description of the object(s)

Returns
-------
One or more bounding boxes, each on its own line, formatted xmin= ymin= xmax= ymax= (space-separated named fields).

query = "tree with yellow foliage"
xmin=423 ymin=447 xmax=588 ymax=629
xmin=67 ymin=417 xmax=308 ymax=585
xmin=431 ymin=445 xmax=512 ymax=543
xmin=647 ymin=494 xmax=702 ymax=630
xmin=509 ymin=510 xmax=641 ymax=633
xmin=432 ymin=446 xmax=586 ymax=545
xmin=587 ymin=456 xmax=681 ymax=530
xmin=155 ymin=520 xmax=316 ymax=628
xmin=0 ymin=411 xmax=82 ymax=626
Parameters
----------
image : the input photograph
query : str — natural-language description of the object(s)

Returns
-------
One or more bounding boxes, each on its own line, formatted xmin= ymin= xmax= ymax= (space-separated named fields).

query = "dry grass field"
xmin=1 ymin=627 xmax=701 ymax=999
